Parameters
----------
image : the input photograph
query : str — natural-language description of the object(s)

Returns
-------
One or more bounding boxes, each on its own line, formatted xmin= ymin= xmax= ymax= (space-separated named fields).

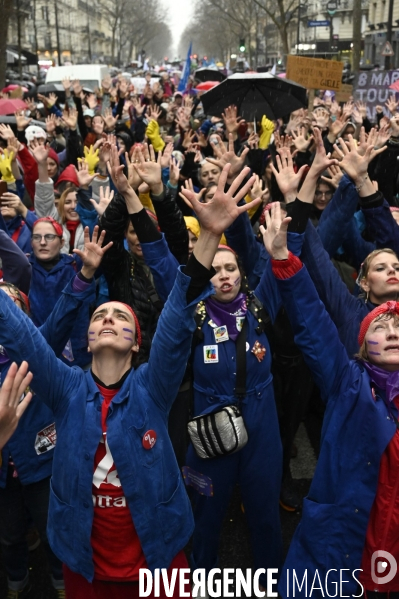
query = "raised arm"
xmin=260 ymin=204 xmax=351 ymax=401
xmin=146 ymin=163 xmax=260 ymax=411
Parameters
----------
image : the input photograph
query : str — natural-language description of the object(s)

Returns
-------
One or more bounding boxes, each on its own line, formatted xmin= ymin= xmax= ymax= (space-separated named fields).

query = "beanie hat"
xmin=54 ymin=164 xmax=80 ymax=189
xmin=25 ymin=125 xmax=47 ymax=143
xmin=32 ymin=216 xmax=63 ymax=238
xmin=184 ymin=216 xmax=200 ymax=239
xmin=358 ymin=301 xmax=399 ymax=347
xmin=48 ymin=148 xmax=60 ymax=166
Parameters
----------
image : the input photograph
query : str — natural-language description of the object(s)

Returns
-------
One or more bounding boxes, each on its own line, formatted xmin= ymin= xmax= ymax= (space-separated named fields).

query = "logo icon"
xmin=371 ymin=550 xmax=398 ymax=584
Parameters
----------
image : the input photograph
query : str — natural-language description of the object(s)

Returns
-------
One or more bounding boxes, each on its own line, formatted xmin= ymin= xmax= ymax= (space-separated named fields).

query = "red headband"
xmin=358 ymin=301 xmax=399 ymax=346
xmin=33 ymin=217 xmax=63 ymax=238
xmin=217 ymin=244 xmax=237 ymax=256
xmin=110 ymin=302 xmax=142 ymax=348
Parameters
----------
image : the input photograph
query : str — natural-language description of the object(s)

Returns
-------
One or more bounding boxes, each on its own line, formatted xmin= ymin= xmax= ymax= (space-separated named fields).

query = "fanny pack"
xmin=188 ymin=320 xmax=248 ymax=459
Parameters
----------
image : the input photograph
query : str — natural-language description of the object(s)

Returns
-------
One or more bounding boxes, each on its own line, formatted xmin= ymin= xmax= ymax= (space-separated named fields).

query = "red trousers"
xmin=63 ymin=551 xmax=191 ymax=599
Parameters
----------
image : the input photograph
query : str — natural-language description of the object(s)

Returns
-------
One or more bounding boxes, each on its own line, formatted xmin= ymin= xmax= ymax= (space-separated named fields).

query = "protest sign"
xmin=335 ymin=83 xmax=353 ymax=102
xmin=353 ymin=70 xmax=399 ymax=121
xmin=286 ymin=56 xmax=343 ymax=91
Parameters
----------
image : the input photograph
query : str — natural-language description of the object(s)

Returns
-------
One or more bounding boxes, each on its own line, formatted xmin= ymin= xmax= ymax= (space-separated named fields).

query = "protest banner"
xmin=286 ymin=56 xmax=343 ymax=91
xmin=353 ymin=70 xmax=399 ymax=121
xmin=335 ymin=83 xmax=353 ymax=102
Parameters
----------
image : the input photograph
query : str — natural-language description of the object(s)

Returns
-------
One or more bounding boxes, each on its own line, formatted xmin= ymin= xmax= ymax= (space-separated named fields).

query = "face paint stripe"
xmin=123 ymin=328 xmax=134 ymax=333
xmin=367 ymin=340 xmax=379 ymax=345
xmin=369 ymin=351 xmax=381 ymax=355
xmin=124 ymin=337 xmax=133 ymax=341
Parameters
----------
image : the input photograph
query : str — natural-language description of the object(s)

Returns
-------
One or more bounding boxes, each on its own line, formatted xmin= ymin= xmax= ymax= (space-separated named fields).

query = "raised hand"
xmin=62 ymin=107 xmax=78 ymax=131
xmin=386 ymin=96 xmax=398 ymax=116
xmin=247 ymin=132 xmax=260 ymax=150
xmin=101 ymin=76 xmax=111 ymax=92
xmin=0 ymin=124 xmax=16 ymax=141
xmin=132 ymin=97 xmax=145 ymax=116
xmin=0 ymin=191 xmax=27 ymax=216
xmin=147 ymin=105 xmax=161 ymax=121
xmin=271 ymin=147 xmax=308 ymax=202
xmin=102 ymin=108 xmax=117 ymax=131
xmin=62 ymin=77 xmax=71 ymax=92
xmin=90 ymin=186 xmax=114 ymax=216
xmin=310 ymin=127 xmax=339 ymax=176
xmin=292 ymin=127 xmax=313 ymax=153
xmin=0 ymin=361 xmax=33 ymax=450
xmin=76 ymin=160 xmax=96 ymax=187
xmin=207 ymin=133 xmax=249 ymax=182
xmin=86 ymin=93 xmax=98 ymax=110
xmin=133 ymin=144 xmax=162 ymax=194
xmin=249 ymin=174 xmax=270 ymax=204
xmin=46 ymin=114 xmax=58 ymax=135
xmin=0 ymin=150 xmax=16 ymax=183
xmin=107 ymin=144 xmax=131 ymax=195
xmin=47 ymin=92 xmax=58 ymax=108
xmin=180 ymin=164 xmax=259 ymax=236
xmin=334 ymin=133 xmax=386 ymax=185
xmin=72 ymin=79 xmax=83 ymax=97
xmin=260 ymin=202 xmax=291 ymax=261
xmin=321 ymin=164 xmax=344 ymax=189
xmin=312 ymin=107 xmax=330 ymax=129
xmin=169 ymin=156 xmax=180 ymax=187
xmin=125 ymin=148 xmax=143 ymax=190
xmin=31 ymin=139 xmax=49 ymax=164
xmin=182 ymin=129 xmax=196 ymax=149
xmin=79 ymin=145 xmax=99 ymax=175
xmin=160 ymin=142 xmax=174 ymax=168
xmin=179 ymin=179 xmax=205 ymax=206
xmin=73 ymin=226 xmax=113 ymax=279
xmin=14 ymin=110 xmax=32 ymax=131
xmin=222 ymin=105 xmax=245 ymax=137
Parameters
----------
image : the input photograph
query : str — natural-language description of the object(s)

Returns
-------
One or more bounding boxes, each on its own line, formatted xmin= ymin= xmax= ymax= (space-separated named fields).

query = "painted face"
xmin=361 ymin=252 xmax=399 ymax=304
xmin=89 ymin=302 xmax=139 ymax=355
xmin=125 ymin=222 xmax=142 ymax=258
xmin=63 ymin=191 xmax=79 ymax=222
xmin=31 ymin=221 xmax=63 ymax=261
xmin=364 ymin=314 xmax=399 ymax=372
xmin=0 ymin=286 xmax=23 ymax=310
xmin=188 ymin=230 xmax=198 ymax=257
xmin=313 ymin=183 xmax=334 ymax=211
xmin=47 ymin=157 xmax=58 ymax=179
xmin=211 ymin=250 xmax=241 ymax=303
xmin=200 ymin=163 xmax=221 ymax=186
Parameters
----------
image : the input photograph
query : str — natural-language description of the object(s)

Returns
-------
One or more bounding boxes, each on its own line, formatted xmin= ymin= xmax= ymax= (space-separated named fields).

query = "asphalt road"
xmin=0 ymin=411 xmax=322 ymax=599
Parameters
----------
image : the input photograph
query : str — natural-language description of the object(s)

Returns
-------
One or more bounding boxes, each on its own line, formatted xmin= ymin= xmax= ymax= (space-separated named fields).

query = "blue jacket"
xmin=276 ymin=264 xmax=397 ymax=598
xmin=0 ymin=267 xmax=213 ymax=581
xmin=298 ymin=221 xmax=375 ymax=358
xmin=0 ymin=276 xmax=96 ymax=487
xmin=317 ymin=175 xmax=374 ymax=268
xmin=0 ymin=210 xmax=38 ymax=254
xmin=361 ymin=197 xmax=399 ymax=255
xmin=28 ymin=252 xmax=94 ymax=367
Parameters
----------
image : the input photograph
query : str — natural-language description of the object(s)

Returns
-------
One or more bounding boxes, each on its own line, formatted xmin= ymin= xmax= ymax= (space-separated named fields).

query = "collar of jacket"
xmin=29 ymin=252 xmax=77 ymax=272
xmin=84 ymin=368 xmax=133 ymax=404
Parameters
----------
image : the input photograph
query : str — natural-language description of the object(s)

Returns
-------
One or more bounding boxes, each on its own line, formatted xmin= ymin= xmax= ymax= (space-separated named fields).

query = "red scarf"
xmin=66 ymin=220 xmax=79 ymax=252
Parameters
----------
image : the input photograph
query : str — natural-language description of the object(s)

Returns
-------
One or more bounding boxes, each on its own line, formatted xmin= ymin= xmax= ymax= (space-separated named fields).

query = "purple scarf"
xmin=362 ymin=360 xmax=399 ymax=403
xmin=205 ymin=292 xmax=247 ymax=342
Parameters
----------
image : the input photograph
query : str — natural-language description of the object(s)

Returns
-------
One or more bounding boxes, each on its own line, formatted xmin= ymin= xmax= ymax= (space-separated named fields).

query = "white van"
xmin=45 ymin=65 xmax=110 ymax=91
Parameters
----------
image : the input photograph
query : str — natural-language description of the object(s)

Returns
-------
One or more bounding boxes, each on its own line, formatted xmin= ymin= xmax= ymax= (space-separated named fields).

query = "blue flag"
xmin=178 ymin=42 xmax=192 ymax=92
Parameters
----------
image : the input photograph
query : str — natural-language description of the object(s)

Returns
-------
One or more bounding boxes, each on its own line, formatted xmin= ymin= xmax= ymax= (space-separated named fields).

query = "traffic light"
xmin=239 ymin=39 xmax=246 ymax=53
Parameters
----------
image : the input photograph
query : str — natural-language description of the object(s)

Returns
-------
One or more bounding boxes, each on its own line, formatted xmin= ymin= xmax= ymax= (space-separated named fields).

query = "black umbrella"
xmin=200 ymin=72 xmax=307 ymax=120
xmin=194 ymin=67 xmax=226 ymax=83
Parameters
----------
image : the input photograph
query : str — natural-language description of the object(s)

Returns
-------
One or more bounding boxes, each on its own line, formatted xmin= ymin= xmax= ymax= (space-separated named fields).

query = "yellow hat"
xmin=184 ymin=216 xmax=200 ymax=239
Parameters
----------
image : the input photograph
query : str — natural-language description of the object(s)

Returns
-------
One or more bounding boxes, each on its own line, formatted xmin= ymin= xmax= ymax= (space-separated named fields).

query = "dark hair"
xmin=214 ymin=248 xmax=248 ymax=294
xmin=0 ymin=282 xmax=30 ymax=316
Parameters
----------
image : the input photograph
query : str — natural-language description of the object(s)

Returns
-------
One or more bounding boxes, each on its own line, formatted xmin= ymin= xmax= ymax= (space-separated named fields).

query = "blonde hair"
xmin=57 ymin=187 xmax=78 ymax=224
xmin=360 ymin=248 xmax=398 ymax=281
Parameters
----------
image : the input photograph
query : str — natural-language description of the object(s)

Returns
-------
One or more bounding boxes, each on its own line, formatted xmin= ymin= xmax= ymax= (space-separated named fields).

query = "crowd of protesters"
xmin=1 ymin=69 xmax=399 ymax=599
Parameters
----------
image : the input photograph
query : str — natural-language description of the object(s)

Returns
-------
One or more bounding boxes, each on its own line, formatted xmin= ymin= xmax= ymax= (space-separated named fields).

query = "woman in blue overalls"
xmin=187 ymin=244 xmax=283 ymax=590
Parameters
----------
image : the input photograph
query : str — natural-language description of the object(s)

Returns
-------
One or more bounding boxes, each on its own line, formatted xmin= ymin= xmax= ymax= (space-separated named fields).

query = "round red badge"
xmin=142 ymin=429 xmax=157 ymax=450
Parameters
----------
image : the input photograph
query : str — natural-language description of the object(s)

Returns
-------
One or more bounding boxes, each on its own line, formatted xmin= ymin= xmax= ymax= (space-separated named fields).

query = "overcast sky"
xmin=161 ymin=0 xmax=195 ymax=56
